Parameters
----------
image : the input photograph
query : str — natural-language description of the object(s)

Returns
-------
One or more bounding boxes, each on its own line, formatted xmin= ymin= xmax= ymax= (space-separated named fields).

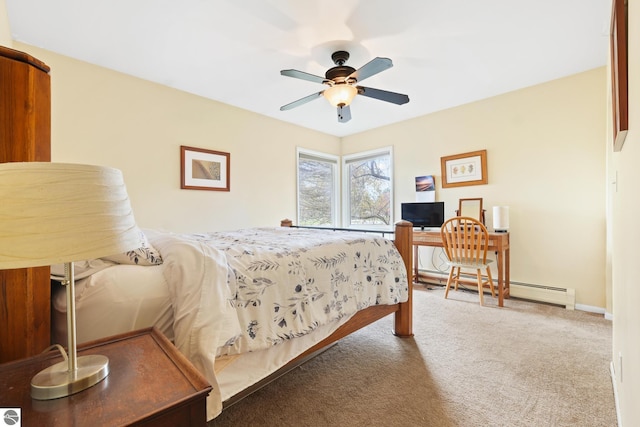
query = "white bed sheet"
xmin=216 ymin=315 xmax=351 ymax=403
xmin=52 ymin=262 xmax=348 ymax=403
xmin=51 ymin=260 xmax=354 ymax=406
xmin=52 ymin=263 xmax=174 ymax=345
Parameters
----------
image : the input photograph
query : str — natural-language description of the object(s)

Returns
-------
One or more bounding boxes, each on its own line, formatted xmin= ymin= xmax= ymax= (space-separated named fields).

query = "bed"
xmin=51 ymin=220 xmax=414 ymax=421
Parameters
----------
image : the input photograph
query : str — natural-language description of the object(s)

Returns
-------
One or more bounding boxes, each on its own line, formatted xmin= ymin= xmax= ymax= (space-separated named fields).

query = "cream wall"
xmin=13 ymin=42 xmax=607 ymax=310
xmin=610 ymin=0 xmax=640 ymax=424
xmin=0 ymin=0 xmax=11 ymax=46
xmin=343 ymin=68 xmax=607 ymax=309
xmin=13 ymin=42 xmax=340 ymax=233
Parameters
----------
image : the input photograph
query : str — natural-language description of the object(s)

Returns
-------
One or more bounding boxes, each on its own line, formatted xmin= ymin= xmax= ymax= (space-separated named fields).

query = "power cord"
xmin=40 ymin=343 xmax=69 ymax=361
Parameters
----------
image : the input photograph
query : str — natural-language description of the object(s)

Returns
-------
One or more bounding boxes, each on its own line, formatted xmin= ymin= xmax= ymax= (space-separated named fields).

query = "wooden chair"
xmin=440 ymin=216 xmax=495 ymax=305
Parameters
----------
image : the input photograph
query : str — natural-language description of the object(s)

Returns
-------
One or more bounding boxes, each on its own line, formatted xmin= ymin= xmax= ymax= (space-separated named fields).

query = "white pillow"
xmin=101 ymin=228 xmax=163 ymax=266
xmin=51 ymin=258 xmax=117 ymax=280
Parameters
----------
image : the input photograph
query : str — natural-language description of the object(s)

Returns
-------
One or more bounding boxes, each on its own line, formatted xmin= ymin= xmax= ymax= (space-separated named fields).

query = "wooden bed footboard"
xmin=392 ymin=219 xmax=414 ymax=337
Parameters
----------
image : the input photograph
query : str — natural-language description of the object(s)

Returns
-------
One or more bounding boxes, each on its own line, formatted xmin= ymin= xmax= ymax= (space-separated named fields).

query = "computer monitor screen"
xmin=401 ymin=202 xmax=445 ymax=229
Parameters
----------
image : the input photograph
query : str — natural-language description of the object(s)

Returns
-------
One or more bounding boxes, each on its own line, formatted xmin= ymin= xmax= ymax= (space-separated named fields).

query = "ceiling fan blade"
xmin=280 ymin=69 xmax=329 ymax=85
xmin=280 ymin=91 xmax=324 ymax=111
xmin=348 ymin=57 xmax=393 ymax=83
xmin=337 ymin=105 xmax=352 ymax=123
xmin=356 ymin=86 xmax=410 ymax=105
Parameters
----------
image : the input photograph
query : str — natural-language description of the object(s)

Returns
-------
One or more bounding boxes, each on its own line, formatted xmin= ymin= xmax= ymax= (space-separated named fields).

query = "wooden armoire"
xmin=0 ymin=45 xmax=52 ymax=363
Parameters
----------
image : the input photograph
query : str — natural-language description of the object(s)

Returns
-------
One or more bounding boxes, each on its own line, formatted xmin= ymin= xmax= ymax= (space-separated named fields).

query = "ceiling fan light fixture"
xmin=280 ymin=52 xmax=408 ymax=122
xmin=323 ymin=84 xmax=357 ymax=107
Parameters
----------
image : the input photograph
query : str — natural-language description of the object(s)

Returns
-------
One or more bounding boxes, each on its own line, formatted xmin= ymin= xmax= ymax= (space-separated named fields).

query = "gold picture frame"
xmin=180 ymin=145 xmax=230 ymax=191
xmin=440 ymin=149 xmax=488 ymax=188
xmin=611 ymin=0 xmax=628 ymax=152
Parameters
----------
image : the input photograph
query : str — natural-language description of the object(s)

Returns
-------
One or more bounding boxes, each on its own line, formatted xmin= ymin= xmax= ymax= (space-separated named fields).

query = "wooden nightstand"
xmin=0 ymin=327 xmax=212 ymax=426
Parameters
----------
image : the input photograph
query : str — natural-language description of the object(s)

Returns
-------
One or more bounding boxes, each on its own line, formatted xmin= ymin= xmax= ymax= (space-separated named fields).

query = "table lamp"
xmin=0 ymin=162 xmax=141 ymax=400
xmin=492 ymin=206 xmax=510 ymax=233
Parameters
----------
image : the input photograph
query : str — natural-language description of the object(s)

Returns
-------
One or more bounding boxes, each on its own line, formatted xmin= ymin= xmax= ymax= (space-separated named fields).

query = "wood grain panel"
xmin=0 ymin=45 xmax=52 ymax=363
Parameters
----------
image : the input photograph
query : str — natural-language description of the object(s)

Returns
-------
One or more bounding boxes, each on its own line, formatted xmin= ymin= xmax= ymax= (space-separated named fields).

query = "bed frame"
xmin=223 ymin=219 xmax=414 ymax=407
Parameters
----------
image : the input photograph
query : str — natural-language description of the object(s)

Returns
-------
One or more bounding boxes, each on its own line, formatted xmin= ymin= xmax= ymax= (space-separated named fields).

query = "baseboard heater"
xmin=416 ymin=270 xmax=576 ymax=310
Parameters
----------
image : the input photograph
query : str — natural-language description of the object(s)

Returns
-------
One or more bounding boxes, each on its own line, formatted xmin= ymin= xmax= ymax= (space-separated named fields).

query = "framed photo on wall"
xmin=611 ymin=0 xmax=628 ymax=152
xmin=440 ymin=149 xmax=488 ymax=188
xmin=180 ymin=145 xmax=230 ymax=191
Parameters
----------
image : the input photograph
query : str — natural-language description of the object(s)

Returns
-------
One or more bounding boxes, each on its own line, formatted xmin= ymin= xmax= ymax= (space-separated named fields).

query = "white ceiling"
xmin=6 ymin=0 xmax=612 ymax=137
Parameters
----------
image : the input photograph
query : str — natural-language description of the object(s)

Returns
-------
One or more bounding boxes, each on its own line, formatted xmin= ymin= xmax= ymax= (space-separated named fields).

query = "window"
xmin=296 ymin=146 xmax=394 ymax=229
xmin=296 ymin=148 xmax=339 ymax=227
xmin=343 ymin=147 xmax=393 ymax=229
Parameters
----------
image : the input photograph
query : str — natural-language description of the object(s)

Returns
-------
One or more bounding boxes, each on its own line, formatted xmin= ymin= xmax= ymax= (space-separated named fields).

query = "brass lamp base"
xmin=31 ymin=355 xmax=109 ymax=400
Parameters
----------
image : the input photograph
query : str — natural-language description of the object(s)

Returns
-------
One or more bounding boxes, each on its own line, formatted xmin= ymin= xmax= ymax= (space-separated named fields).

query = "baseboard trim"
xmin=417 ymin=269 xmax=584 ymax=310
xmin=610 ymin=361 xmax=622 ymax=427
xmin=574 ymin=303 xmax=608 ymax=317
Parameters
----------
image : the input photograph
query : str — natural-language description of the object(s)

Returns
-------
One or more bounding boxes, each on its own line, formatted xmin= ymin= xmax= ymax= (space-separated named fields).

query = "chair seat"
xmin=446 ymin=258 xmax=494 ymax=269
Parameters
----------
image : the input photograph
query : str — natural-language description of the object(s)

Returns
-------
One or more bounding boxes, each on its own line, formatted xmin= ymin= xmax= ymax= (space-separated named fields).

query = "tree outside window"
xmin=297 ymin=149 xmax=339 ymax=227
xmin=344 ymin=148 xmax=393 ymax=228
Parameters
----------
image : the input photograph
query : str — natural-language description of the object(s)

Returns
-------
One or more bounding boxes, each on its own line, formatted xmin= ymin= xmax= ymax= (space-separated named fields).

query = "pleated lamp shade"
xmin=0 ymin=162 xmax=141 ymax=269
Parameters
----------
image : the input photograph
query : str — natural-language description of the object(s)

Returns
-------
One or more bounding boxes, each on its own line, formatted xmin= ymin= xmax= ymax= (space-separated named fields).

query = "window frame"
xmin=296 ymin=147 xmax=341 ymax=227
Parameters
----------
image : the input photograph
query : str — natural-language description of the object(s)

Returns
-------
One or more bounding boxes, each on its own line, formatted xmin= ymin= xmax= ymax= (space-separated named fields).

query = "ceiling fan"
xmin=280 ymin=51 xmax=410 ymax=123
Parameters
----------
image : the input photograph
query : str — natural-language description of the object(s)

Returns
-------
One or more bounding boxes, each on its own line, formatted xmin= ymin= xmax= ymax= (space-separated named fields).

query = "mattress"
xmin=52 ymin=263 xmax=174 ymax=346
xmin=51 ymin=260 xmax=347 ymax=405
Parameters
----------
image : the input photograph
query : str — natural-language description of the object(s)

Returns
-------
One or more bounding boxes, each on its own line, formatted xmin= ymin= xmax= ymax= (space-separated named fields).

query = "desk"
xmin=412 ymin=230 xmax=510 ymax=307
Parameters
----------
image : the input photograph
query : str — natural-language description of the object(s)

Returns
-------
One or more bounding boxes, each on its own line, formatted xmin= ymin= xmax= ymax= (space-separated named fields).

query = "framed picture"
xmin=440 ymin=149 xmax=488 ymax=188
xmin=415 ymin=175 xmax=435 ymax=192
xmin=610 ymin=0 xmax=628 ymax=152
xmin=415 ymin=175 xmax=436 ymax=202
xmin=180 ymin=145 xmax=230 ymax=191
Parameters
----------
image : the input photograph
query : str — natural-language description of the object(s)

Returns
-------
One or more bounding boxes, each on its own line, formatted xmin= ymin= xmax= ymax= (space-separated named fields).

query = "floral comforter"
xmin=149 ymin=226 xmax=408 ymax=418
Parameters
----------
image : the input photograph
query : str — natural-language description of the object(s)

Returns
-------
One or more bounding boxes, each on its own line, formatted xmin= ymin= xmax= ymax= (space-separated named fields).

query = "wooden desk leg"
xmin=505 ymin=248 xmax=510 ymax=298
xmin=413 ymin=245 xmax=418 ymax=284
xmin=497 ymin=250 xmax=504 ymax=307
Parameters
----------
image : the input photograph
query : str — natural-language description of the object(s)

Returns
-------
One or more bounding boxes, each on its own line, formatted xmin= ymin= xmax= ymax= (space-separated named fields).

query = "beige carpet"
xmin=209 ymin=286 xmax=617 ymax=427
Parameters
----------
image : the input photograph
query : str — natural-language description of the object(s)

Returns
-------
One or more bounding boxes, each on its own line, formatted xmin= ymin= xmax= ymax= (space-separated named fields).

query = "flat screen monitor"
xmin=401 ymin=202 xmax=445 ymax=229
